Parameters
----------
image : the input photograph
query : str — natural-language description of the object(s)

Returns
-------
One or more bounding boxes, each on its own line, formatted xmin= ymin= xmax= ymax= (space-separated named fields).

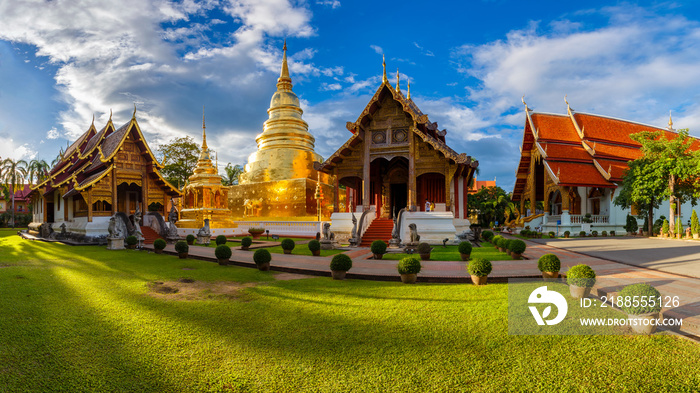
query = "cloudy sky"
xmin=2 ymin=1 xmax=700 ymax=192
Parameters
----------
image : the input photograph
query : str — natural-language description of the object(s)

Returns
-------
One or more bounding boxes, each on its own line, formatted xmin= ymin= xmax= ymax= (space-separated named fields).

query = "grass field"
xmin=381 ymin=241 xmax=512 ymax=261
xmin=1 ymin=229 xmax=698 ymax=392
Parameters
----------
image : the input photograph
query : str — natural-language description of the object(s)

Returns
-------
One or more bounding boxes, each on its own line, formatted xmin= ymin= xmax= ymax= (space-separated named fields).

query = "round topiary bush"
xmin=280 ymin=238 xmax=295 ymax=251
xmin=564 ymin=230 xmax=570 ymax=237
xmin=174 ymin=240 xmax=189 ymax=254
xmin=579 ymin=231 xmax=586 ymax=237
xmin=591 ymin=230 xmax=598 ymax=237
xmin=538 ymin=253 xmax=561 ymax=272
xmin=602 ymin=231 xmax=608 ymax=237
xmin=215 ymin=245 xmax=232 ymax=260
xmin=510 ymin=239 xmax=526 ymax=254
xmin=458 ymin=241 xmax=473 ymax=255
xmin=153 ymin=238 xmax=166 ymax=250
xmin=308 ymin=239 xmax=321 ymax=252
xmin=241 ymin=236 xmax=253 ymax=248
xmin=481 ymin=230 xmax=494 ymax=242
xmin=397 ymin=257 xmax=422 ymax=274
xmin=520 ymin=230 xmax=529 ymax=237
xmin=502 ymin=238 xmax=512 ymax=251
xmin=662 ymin=219 xmax=669 ymax=236
xmin=467 ymin=257 xmax=492 ymax=277
xmin=216 ymin=235 xmax=227 ymax=245
xmin=491 ymin=235 xmax=504 ymax=247
xmin=330 ymin=254 xmax=353 ymax=271
xmin=186 ymin=234 xmax=196 ymax=243
xmin=125 ymin=235 xmax=138 ymax=246
xmin=610 ymin=230 xmax=616 ymax=236
xmin=371 ymin=240 xmax=387 ymax=255
xmin=253 ymin=249 xmax=271 ymax=265
xmin=416 ymin=242 xmax=431 ymax=254
xmin=618 ymin=283 xmax=662 ymax=314
xmin=548 ymin=231 xmax=555 ymax=238
xmin=566 ymin=264 xmax=596 ymax=287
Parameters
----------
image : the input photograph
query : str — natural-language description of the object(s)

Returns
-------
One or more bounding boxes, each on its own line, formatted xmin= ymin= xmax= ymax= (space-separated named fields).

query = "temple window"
xmin=92 ymin=200 xmax=112 ymax=212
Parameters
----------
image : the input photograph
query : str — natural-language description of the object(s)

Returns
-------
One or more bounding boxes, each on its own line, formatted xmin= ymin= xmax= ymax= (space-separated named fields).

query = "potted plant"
xmin=625 ymin=214 xmax=638 ymax=236
xmin=175 ymin=240 xmax=189 ymax=259
xmin=417 ymin=242 xmax=432 ymax=260
xmin=308 ymin=239 xmax=321 ymax=256
xmin=661 ymin=219 xmax=669 ymax=238
xmin=240 ymin=236 xmax=252 ymax=250
xmin=248 ymin=227 xmax=265 ymax=240
xmin=329 ymin=254 xmax=352 ymax=280
xmin=579 ymin=230 xmax=586 ymax=238
xmin=397 ymin=257 xmax=421 ymax=284
xmin=491 ymin=235 xmax=503 ymax=250
xmin=281 ymin=238 xmax=295 ymax=254
xmin=591 ymin=230 xmax=598 ymax=237
xmin=618 ymin=283 xmax=663 ymax=334
xmin=458 ymin=241 xmax=472 ymax=261
xmin=538 ymin=253 xmax=561 ymax=280
xmin=215 ymin=235 xmax=227 ymax=246
xmin=566 ymin=264 xmax=596 ymax=299
xmin=125 ymin=235 xmax=138 ymax=249
xmin=564 ymin=230 xmax=570 ymax=238
xmin=153 ymin=238 xmax=166 ymax=254
xmin=601 ymin=230 xmax=607 ymax=237
xmin=610 ymin=230 xmax=615 ymax=236
xmin=186 ymin=234 xmax=195 ymax=245
xmin=215 ymin=245 xmax=232 ymax=265
xmin=253 ymin=249 xmax=271 ymax=271
xmin=692 ymin=210 xmax=700 ymax=239
xmin=371 ymin=240 xmax=387 ymax=260
xmin=509 ymin=239 xmax=526 ymax=260
xmin=583 ymin=213 xmax=593 ymax=223
xmin=548 ymin=231 xmax=555 ymax=238
xmin=467 ymin=257 xmax=492 ymax=285
xmin=675 ymin=221 xmax=683 ymax=239
xmin=503 ymin=239 xmax=513 ymax=255
xmin=481 ymin=230 xmax=494 ymax=242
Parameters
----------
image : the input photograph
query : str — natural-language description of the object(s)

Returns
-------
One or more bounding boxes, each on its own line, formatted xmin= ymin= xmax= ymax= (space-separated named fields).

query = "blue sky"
xmin=2 ymin=1 xmax=700 ymax=193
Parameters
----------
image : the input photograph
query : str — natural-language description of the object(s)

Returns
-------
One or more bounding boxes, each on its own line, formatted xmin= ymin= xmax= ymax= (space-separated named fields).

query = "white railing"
xmin=547 ymin=215 xmax=561 ymax=224
xmin=570 ymin=215 xmax=609 ymax=224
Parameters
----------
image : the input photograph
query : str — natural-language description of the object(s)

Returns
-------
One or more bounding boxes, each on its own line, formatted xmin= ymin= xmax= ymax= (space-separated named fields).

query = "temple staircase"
xmin=141 ymin=226 xmax=163 ymax=245
xmin=359 ymin=218 xmax=393 ymax=247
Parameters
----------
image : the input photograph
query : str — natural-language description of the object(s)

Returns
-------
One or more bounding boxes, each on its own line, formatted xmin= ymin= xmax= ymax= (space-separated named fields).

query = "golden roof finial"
xmin=382 ymin=54 xmax=387 ymax=83
xmin=92 ymin=113 xmax=95 ymax=126
xmin=522 ymin=95 xmax=528 ymax=110
xmin=564 ymin=94 xmax=570 ymax=111
xmin=109 ymin=109 xmax=112 ymax=122
xmin=668 ymin=110 xmax=674 ymax=130
xmin=132 ymin=103 xmax=136 ymax=119
xmin=395 ymin=68 xmax=401 ymax=92
xmin=202 ymin=106 xmax=207 ymax=150
xmin=407 ymin=78 xmax=411 ymax=100
xmin=277 ymin=39 xmax=293 ymax=92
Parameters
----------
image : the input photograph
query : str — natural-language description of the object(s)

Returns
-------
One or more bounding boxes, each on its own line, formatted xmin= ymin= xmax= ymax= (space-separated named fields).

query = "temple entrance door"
xmin=390 ymin=183 xmax=407 ymax=218
xmin=117 ymin=183 xmax=142 ymax=215
xmin=46 ymin=203 xmax=54 ymax=223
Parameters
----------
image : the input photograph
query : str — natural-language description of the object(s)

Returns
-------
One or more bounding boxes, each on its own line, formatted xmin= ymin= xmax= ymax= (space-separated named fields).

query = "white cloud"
xmin=46 ymin=127 xmax=59 ymax=139
xmin=320 ymin=83 xmax=342 ymax=91
xmin=0 ymin=136 xmax=37 ymax=160
xmin=316 ymin=0 xmax=340 ymax=8
xmin=370 ymin=45 xmax=383 ymax=54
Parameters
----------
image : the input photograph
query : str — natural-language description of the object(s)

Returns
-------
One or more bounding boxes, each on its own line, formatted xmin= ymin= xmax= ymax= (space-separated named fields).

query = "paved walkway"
xmin=150 ymin=238 xmax=699 ymax=336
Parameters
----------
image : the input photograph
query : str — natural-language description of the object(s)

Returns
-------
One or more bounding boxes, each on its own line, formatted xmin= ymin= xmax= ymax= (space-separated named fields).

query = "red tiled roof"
xmin=540 ymin=142 xmax=590 ymax=162
xmin=546 ymin=161 xmax=613 ymax=188
xmin=0 ymin=185 xmax=32 ymax=201
xmin=575 ymin=113 xmax=656 ymax=147
xmin=594 ymin=159 xmax=630 ymax=181
xmin=468 ymin=180 xmax=496 ymax=193
xmin=531 ymin=113 xmax=580 ymax=143
xmin=590 ymin=143 xmax=641 ymax=161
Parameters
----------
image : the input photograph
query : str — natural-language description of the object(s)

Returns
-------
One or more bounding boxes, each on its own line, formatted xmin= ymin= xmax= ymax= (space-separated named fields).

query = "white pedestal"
xmin=107 ymin=238 xmax=124 ymax=250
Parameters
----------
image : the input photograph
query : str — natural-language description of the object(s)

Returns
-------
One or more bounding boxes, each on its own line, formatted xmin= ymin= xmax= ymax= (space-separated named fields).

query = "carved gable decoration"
xmin=372 ymin=130 xmax=387 ymax=144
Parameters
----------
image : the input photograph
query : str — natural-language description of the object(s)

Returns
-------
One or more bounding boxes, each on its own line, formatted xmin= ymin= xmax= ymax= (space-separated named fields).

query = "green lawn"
xmin=381 ymin=241 xmax=513 ymax=261
xmin=1 ymin=229 xmax=698 ymax=392
xmin=262 ymin=244 xmax=344 ymax=257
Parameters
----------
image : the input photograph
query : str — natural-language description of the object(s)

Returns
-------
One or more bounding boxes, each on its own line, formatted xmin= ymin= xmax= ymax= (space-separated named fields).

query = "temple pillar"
xmin=463 ymin=174 xmax=469 ymax=220
xmin=363 ymin=128 xmax=370 ymax=211
xmin=454 ymin=175 xmax=460 ymax=219
xmin=112 ymin=171 xmax=117 ymax=215
xmin=560 ymin=186 xmax=571 ymax=225
xmin=408 ymin=130 xmax=416 ymax=211
xmin=87 ymin=190 xmax=93 ymax=223
xmin=334 ymin=169 xmax=339 ymax=213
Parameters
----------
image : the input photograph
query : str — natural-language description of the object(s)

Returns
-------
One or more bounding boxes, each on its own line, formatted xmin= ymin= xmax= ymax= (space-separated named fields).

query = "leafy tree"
xmin=692 ymin=210 xmax=700 ymax=236
xmin=1 ymin=158 xmax=28 ymax=228
xmin=157 ymin=136 xmax=200 ymax=188
xmin=27 ymin=159 xmax=50 ymax=184
xmin=468 ymin=186 xmax=513 ymax=226
xmin=222 ymin=163 xmax=244 ymax=186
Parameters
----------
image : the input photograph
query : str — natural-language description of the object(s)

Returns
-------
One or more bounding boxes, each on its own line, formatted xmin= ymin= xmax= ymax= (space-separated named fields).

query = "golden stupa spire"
xmin=202 ymin=106 xmax=208 ymax=150
xmin=395 ymin=68 xmax=401 ymax=92
xmin=382 ymin=54 xmax=387 ymax=83
xmin=668 ymin=110 xmax=674 ymax=130
xmin=277 ymin=39 xmax=293 ymax=92
xmin=407 ymin=78 xmax=411 ymax=99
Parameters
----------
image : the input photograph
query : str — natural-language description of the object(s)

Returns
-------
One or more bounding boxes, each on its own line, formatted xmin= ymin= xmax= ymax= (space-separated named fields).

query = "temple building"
xmin=29 ymin=111 xmax=180 ymax=237
xmin=318 ymin=58 xmax=478 ymax=244
xmin=512 ymin=99 xmax=700 ymax=234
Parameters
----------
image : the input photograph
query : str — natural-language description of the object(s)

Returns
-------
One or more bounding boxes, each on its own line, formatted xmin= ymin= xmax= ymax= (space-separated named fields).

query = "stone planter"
xmin=569 ymin=285 xmax=592 ymax=299
xmin=400 ymin=273 xmax=417 ymax=284
xmin=542 ymin=271 xmax=559 ymax=281
xmin=178 ymin=252 xmax=188 ymax=259
xmin=154 ymin=249 xmax=164 ymax=254
xmin=694 ymin=234 xmax=699 ymax=240
xmin=419 ymin=253 xmax=430 ymax=261
xmin=374 ymin=253 xmax=383 ymax=260
xmin=511 ymin=252 xmax=522 ymax=260
xmin=628 ymin=312 xmax=660 ymax=335
xmin=471 ymin=275 xmax=487 ymax=286
xmin=312 ymin=250 xmax=321 ymax=256
xmin=331 ymin=270 xmax=347 ymax=280
xmin=217 ymin=258 xmax=229 ymax=266
xmin=256 ymin=262 xmax=270 ymax=271
xmin=460 ymin=253 xmax=470 ymax=261
xmin=564 ymin=234 xmax=570 ymax=238
xmin=249 ymin=230 xmax=264 ymax=240
xmin=283 ymin=249 xmax=292 ymax=254
xmin=241 ymin=245 xmax=249 ymax=251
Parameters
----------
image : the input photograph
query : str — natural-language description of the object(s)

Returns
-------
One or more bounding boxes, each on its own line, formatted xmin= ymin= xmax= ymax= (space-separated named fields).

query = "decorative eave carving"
xmin=543 ymin=161 xmax=560 ymax=185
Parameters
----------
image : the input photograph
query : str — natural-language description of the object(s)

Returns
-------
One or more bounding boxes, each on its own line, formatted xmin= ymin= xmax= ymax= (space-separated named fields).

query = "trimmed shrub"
xmin=308 ymin=239 xmax=321 ymax=252
xmin=566 ymin=264 xmax=596 ymax=288
xmin=676 ymin=220 xmax=683 ymax=236
xmin=416 ymin=242 xmax=431 ymax=254
xmin=591 ymin=230 xmax=598 ymax=237
xmin=642 ymin=215 xmax=649 ymax=233
xmin=458 ymin=241 xmax=473 ymax=255
xmin=330 ymin=254 xmax=352 ymax=271
xmin=692 ymin=210 xmax=700 ymax=236
xmin=564 ymin=230 xmax=570 ymax=237
xmin=538 ymin=254 xmax=561 ymax=272
xmin=370 ymin=240 xmax=387 ymax=255
xmin=520 ymin=229 xmax=528 ymax=237
xmin=618 ymin=283 xmax=662 ymax=314
xmin=174 ymin=240 xmax=189 ymax=254
xmin=579 ymin=231 xmax=586 ymax=237
xmin=491 ymin=235 xmax=504 ymax=247
xmin=467 ymin=257 xmax=492 ymax=277
xmin=215 ymin=245 xmax=232 ymax=260
xmin=153 ymin=238 xmax=166 ymax=250
xmin=601 ymin=231 xmax=607 ymax=237
xmin=548 ymin=231 xmax=555 ymax=238
xmin=510 ymin=239 xmax=526 ymax=254
xmin=215 ymin=235 xmax=227 ymax=245
xmin=280 ymin=238 xmax=295 ymax=251
xmin=186 ymin=234 xmax=196 ymax=243
xmin=397 ymin=257 xmax=421 ymax=274
xmin=253 ymin=249 xmax=271 ymax=265
xmin=125 ymin=236 xmax=138 ymax=246
xmin=610 ymin=230 xmax=615 ymax=236
xmin=241 ymin=237 xmax=253 ymax=248
xmin=481 ymin=230 xmax=494 ymax=242
xmin=625 ymin=214 xmax=638 ymax=233
xmin=504 ymin=239 xmax=514 ymax=251
xmin=662 ymin=219 xmax=669 ymax=236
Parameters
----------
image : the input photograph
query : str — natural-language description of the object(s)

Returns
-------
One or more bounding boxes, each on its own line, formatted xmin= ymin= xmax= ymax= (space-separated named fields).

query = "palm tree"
xmin=27 ymin=159 xmax=50 ymax=184
xmin=222 ymin=163 xmax=244 ymax=186
xmin=1 ymin=158 xmax=28 ymax=228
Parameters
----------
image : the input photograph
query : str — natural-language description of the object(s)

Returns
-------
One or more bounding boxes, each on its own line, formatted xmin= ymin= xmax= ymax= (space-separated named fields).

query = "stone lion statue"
xmin=108 ymin=216 xmax=123 ymax=239
xmin=197 ymin=218 xmax=211 ymax=237
xmin=408 ymin=223 xmax=420 ymax=243
xmin=322 ymin=222 xmax=335 ymax=241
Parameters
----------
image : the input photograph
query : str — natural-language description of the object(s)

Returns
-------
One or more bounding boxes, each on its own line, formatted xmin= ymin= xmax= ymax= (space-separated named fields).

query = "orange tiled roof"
xmin=590 ymin=142 xmax=641 ymax=161
xmin=532 ymin=113 xmax=580 ymax=143
xmin=594 ymin=159 xmax=630 ymax=181
xmin=547 ymin=161 xmax=613 ymax=188
xmin=540 ymin=142 xmax=590 ymax=162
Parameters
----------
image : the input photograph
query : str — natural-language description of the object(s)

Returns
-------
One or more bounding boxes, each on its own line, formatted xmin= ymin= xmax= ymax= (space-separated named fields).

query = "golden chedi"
xmin=178 ymin=114 xmax=238 ymax=233
xmin=229 ymin=42 xmax=334 ymax=220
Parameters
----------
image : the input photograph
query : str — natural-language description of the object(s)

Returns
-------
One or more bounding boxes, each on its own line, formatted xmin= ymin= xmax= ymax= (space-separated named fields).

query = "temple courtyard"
xmin=2 ymin=229 xmax=699 ymax=392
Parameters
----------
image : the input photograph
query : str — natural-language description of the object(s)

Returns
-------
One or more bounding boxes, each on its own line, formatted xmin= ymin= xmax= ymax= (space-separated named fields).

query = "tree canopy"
xmin=157 ymin=136 xmax=200 ymax=188
xmin=468 ymin=186 xmax=515 ymax=227
xmin=222 ymin=163 xmax=244 ymax=186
